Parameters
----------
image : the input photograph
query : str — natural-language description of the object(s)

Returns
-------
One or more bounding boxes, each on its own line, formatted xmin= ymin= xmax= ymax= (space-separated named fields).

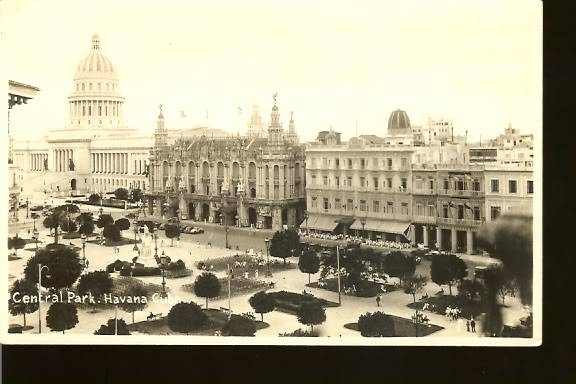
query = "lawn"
xmin=195 ymin=253 xmax=296 ymax=275
xmin=182 ymin=277 xmax=270 ymax=300
xmin=127 ymin=309 xmax=269 ymax=336
xmin=406 ymin=294 xmax=483 ymax=319
xmin=267 ymin=290 xmax=340 ymax=315
xmin=344 ymin=315 xmax=444 ymax=337
xmin=307 ymin=278 xmax=398 ymax=298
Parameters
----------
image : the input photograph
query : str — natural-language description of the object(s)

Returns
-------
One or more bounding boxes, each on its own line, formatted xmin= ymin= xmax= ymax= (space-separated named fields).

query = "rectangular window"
xmin=311 ymin=175 xmax=317 ymax=185
xmin=473 ymin=206 xmax=481 ymax=221
xmin=491 ymin=206 xmax=501 ymax=220
xmin=311 ymin=197 xmax=317 ymax=208
xmin=360 ymin=158 xmax=365 ymax=169
xmin=527 ymin=180 xmax=533 ymax=194
xmin=416 ymin=204 xmax=423 ymax=216
xmin=335 ymin=198 xmax=341 ymax=210
xmin=428 ymin=205 xmax=435 ymax=217
xmin=323 ymin=176 xmax=328 ymax=186
xmin=359 ymin=200 xmax=366 ymax=212
xmin=401 ymin=178 xmax=407 ymax=190
xmin=401 ymin=157 xmax=407 ymax=168
xmin=491 ymin=179 xmax=499 ymax=193
xmin=372 ymin=158 xmax=378 ymax=168
xmin=347 ymin=159 xmax=352 ymax=169
xmin=401 ymin=202 xmax=409 ymax=215
xmin=443 ymin=178 xmax=449 ymax=190
xmin=509 ymin=180 xmax=517 ymax=194
xmin=415 ymin=178 xmax=423 ymax=190
xmin=373 ymin=177 xmax=379 ymax=190
xmin=387 ymin=158 xmax=393 ymax=169
xmin=360 ymin=177 xmax=365 ymax=188
xmin=347 ymin=177 xmax=352 ymax=188
xmin=347 ymin=199 xmax=353 ymax=211
xmin=322 ymin=158 xmax=327 ymax=168
xmin=473 ymin=179 xmax=481 ymax=191
xmin=456 ymin=180 xmax=464 ymax=190
xmin=373 ymin=200 xmax=380 ymax=213
xmin=458 ymin=205 xmax=464 ymax=220
xmin=429 ymin=179 xmax=434 ymax=190
xmin=335 ymin=176 xmax=340 ymax=188
xmin=335 ymin=158 xmax=340 ymax=169
xmin=387 ymin=178 xmax=393 ymax=189
xmin=443 ymin=204 xmax=449 ymax=218
xmin=387 ymin=202 xmax=394 ymax=214
xmin=323 ymin=198 xmax=329 ymax=210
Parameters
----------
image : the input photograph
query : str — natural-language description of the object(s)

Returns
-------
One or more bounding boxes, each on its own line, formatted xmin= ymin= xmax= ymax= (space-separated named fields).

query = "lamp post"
xmin=304 ymin=210 xmax=309 ymax=235
xmin=37 ymin=264 xmax=50 ymax=334
xmin=32 ymin=213 xmax=38 ymax=231
xmin=224 ymin=214 xmax=229 ymax=249
xmin=26 ymin=197 xmax=29 ymax=219
xmin=160 ymin=251 xmax=167 ymax=298
xmin=153 ymin=228 xmax=158 ymax=258
xmin=336 ymin=246 xmax=342 ymax=305
xmin=33 ymin=229 xmax=39 ymax=251
xmin=264 ymin=238 xmax=271 ymax=277
xmin=132 ymin=217 xmax=139 ymax=252
xmin=227 ymin=263 xmax=232 ymax=312
xmin=360 ymin=217 xmax=366 ymax=240
xmin=80 ymin=233 xmax=87 ymax=268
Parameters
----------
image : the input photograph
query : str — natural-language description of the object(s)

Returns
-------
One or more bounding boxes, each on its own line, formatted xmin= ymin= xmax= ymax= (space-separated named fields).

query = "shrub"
xmin=167 ymin=301 xmax=207 ymax=334
xmin=94 ymin=318 xmax=131 ymax=335
xmin=278 ymin=328 xmax=318 ymax=337
xmin=103 ymin=224 xmax=121 ymax=242
xmin=166 ymin=260 xmax=186 ymax=271
xmin=357 ymin=311 xmax=395 ymax=337
xmin=88 ymin=193 xmax=101 ymax=204
xmin=114 ymin=187 xmax=129 ymax=201
xmin=221 ymin=314 xmax=257 ymax=336
xmin=120 ymin=266 xmax=132 ymax=277
xmin=249 ymin=291 xmax=276 ymax=321
xmin=131 ymin=267 xmax=161 ymax=277
xmin=194 ymin=272 xmax=221 ymax=309
xmin=296 ymin=301 xmax=326 ymax=333
xmin=115 ymin=218 xmax=131 ymax=231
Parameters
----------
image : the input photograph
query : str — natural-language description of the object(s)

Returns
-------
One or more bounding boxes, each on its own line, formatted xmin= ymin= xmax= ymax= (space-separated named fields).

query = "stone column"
xmin=466 ymin=230 xmax=474 ymax=255
xmin=272 ymin=206 xmax=282 ymax=231
xmin=287 ymin=207 xmax=296 ymax=227
xmin=279 ymin=165 xmax=285 ymax=200
xmin=410 ymin=224 xmax=416 ymax=246
xmin=154 ymin=197 xmax=163 ymax=218
xmin=179 ymin=194 xmax=187 ymax=220
xmin=436 ymin=227 xmax=442 ymax=250
xmin=423 ymin=225 xmax=429 ymax=247
xmin=451 ymin=229 xmax=458 ymax=253
xmin=194 ymin=202 xmax=202 ymax=221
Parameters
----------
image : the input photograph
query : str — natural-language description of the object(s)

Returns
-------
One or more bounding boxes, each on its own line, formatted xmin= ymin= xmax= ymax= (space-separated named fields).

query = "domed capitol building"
xmin=10 ymin=34 xmax=231 ymax=198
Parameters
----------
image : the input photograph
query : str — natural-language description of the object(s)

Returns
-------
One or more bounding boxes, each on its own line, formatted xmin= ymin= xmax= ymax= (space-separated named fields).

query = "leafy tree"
xmin=88 ymin=193 xmax=101 ymax=204
xmin=114 ymin=187 xmax=129 ymax=201
xmin=248 ymin=291 xmax=276 ymax=321
xmin=46 ymin=302 xmax=78 ymax=334
xmin=94 ymin=318 xmax=131 ymax=335
xmin=298 ymin=247 xmax=320 ymax=284
xmin=76 ymin=212 xmax=94 ymax=226
xmin=60 ymin=219 xmax=77 ymax=233
xmin=357 ymin=311 xmax=395 ymax=337
xmin=8 ymin=234 xmax=26 ymax=256
xmin=43 ymin=211 xmax=67 ymax=244
xmin=131 ymin=188 xmax=143 ymax=203
xmin=115 ymin=218 xmax=131 ymax=233
xmin=193 ymin=272 xmax=221 ymax=309
xmin=221 ymin=314 xmax=257 ymax=336
xmin=383 ymin=251 xmax=416 ymax=285
xmin=97 ymin=214 xmax=114 ymax=229
xmin=53 ymin=204 xmax=80 ymax=215
xmin=164 ymin=223 xmax=181 ymax=246
xmin=8 ymin=279 xmax=39 ymax=328
xmin=76 ymin=271 xmax=113 ymax=306
xmin=270 ymin=228 xmax=301 ymax=264
xmin=103 ymin=224 xmax=121 ymax=243
xmin=497 ymin=279 xmax=517 ymax=306
xmin=457 ymin=278 xmax=485 ymax=302
xmin=430 ymin=253 xmax=467 ymax=295
xmin=296 ymin=301 xmax=326 ymax=333
xmin=167 ymin=301 xmax=207 ymax=334
xmin=78 ymin=222 xmax=95 ymax=236
xmin=403 ymin=275 xmax=428 ymax=303
xmin=117 ymin=283 xmax=149 ymax=323
xmin=24 ymin=244 xmax=83 ymax=290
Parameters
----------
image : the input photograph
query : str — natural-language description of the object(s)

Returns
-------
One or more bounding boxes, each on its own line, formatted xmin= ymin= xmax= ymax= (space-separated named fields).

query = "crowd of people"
xmin=298 ymin=229 xmax=412 ymax=250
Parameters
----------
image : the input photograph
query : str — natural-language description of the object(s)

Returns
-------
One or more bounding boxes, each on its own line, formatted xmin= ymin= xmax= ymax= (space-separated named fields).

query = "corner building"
xmin=146 ymin=97 xmax=306 ymax=231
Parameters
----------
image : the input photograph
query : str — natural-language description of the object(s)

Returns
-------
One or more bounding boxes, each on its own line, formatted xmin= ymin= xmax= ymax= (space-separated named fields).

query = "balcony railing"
xmin=437 ymin=217 xmax=483 ymax=226
xmin=413 ymin=215 xmax=437 ymax=224
xmin=438 ymin=189 xmax=484 ymax=197
xmin=413 ymin=189 xmax=436 ymax=195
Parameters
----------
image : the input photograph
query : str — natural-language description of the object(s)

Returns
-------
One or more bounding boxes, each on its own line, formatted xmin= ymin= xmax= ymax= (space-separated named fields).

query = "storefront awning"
xmin=350 ymin=219 xmax=410 ymax=235
xmin=300 ymin=214 xmax=341 ymax=232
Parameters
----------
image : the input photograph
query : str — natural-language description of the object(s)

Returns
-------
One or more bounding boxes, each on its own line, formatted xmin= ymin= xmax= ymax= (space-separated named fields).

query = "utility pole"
xmin=227 ymin=263 xmax=232 ymax=312
xmin=336 ymin=246 xmax=341 ymax=305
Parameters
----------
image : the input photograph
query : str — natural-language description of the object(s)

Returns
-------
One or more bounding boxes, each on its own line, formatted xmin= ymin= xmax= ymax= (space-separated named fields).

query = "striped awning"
xmin=350 ymin=219 xmax=410 ymax=235
xmin=300 ymin=214 xmax=342 ymax=232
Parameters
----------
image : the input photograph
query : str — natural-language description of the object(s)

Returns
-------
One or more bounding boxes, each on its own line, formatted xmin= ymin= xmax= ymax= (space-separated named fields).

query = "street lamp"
xmin=264 ymin=237 xmax=271 ymax=277
xmin=224 ymin=214 xmax=229 ymax=249
xmin=159 ymin=251 xmax=168 ymax=297
xmin=80 ymin=233 xmax=87 ymax=268
xmin=26 ymin=197 xmax=29 ymax=219
xmin=32 ymin=213 xmax=38 ymax=231
xmin=336 ymin=246 xmax=342 ymax=305
xmin=132 ymin=217 xmax=139 ymax=252
xmin=37 ymin=264 xmax=50 ymax=334
xmin=153 ymin=228 xmax=159 ymax=258
xmin=360 ymin=217 xmax=367 ymax=240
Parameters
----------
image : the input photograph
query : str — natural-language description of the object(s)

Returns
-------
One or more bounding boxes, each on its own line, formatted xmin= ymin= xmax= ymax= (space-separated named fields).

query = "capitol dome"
xmin=387 ymin=109 xmax=411 ymax=135
xmin=74 ymin=34 xmax=117 ymax=80
xmin=67 ymin=34 xmax=125 ymax=130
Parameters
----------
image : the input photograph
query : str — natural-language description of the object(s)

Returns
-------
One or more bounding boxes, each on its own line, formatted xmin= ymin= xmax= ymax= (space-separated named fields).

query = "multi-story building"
xmin=11 ymin=34 xmax=152 ymax=198
xmin=304 ymin=110 xmax=415 ymax=242
xmin=484 ymin=165 xmax=533 ymax=222
xmin=146 ymin=96 xmax=306 ymax=231
xmin=413 ymin=117 xmax=454 ymax=145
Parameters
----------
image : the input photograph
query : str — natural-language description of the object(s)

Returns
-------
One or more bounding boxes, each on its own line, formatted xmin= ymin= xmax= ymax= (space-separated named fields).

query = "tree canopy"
xmin=88 ymin=193 xmax=101 ymax=204
xmin=403 ymin=275 xmax=428 ymax=303
xmin=46 ymin=302 xmax=79 ymax=334
xmin=24 ymin=244 xmax=83 ymax=289
xmin=167 ymin=301 xmax=207 ymax=334
xmin=383 ymin=251 xmax=416 ymax=284
xmin=103 ymin=224 xmax=121 ymax=243
xmin=114 ymin=188 xmax=130 ymax=201
xmin=357 ymin=311 xmax=395 ymax=337
xmin=296 ymin=301 xmax=326 ymax=333
xmin=76 ymin=271 xmax=113 ymax=301
xmin=430 ymin=253 xmax=467 ymax=295
xmin=269 ymin=229 xmax=301 ymax=263
xmin=130 ymin=188 xmax=143 ymax=203
xmin=94 ymin=318 xmax=131 ymax=335
xmin=165 ymin=224 xmax=181 ymax=246
xmin=248 ymin=291 xmax=276 ymax=321
xmin=78 ymin=222 xmax=95 ymax=236
xmin=117 ymin=283 xmax=149 ymax=323
xmin=221 ymin=314 xmax=257 ymax=336
xmin=97 ymin=214 xmax=114 ymax=228
xmin=9 ymin=279 xmax=39 ymax=328
xmin=298 ymin=247 xmax=320 ymax=284
xmin=114 ymin=218 xmax=131 ymax=231
xmin=194 ymin=272 xmax=221 ymax=309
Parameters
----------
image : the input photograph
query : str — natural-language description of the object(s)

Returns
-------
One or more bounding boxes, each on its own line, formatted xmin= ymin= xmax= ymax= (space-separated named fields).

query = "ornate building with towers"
xmin=146 ymin=95 xmax=306 ymax=231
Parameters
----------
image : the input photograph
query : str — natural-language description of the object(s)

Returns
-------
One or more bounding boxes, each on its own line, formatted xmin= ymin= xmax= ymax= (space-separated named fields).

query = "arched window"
xmin=88 ymin=106 xmax=92 ymax=116
xmin=98 ymin=106 xmax=102 ymax=116
xmin=82 ymin=106 xmax=86 ymax=116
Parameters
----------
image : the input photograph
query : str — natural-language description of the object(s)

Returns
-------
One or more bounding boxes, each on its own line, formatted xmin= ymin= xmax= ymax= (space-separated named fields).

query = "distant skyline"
xmin=3 ymin=0 xmax=541 ymax=142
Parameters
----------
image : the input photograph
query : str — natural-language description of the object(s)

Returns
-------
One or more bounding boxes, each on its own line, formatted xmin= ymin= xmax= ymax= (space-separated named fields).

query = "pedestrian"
xmin=244 ymin=271 xmax=249 ymax=279
xmin=376 ymin=294 xmax=381 ymax=307
xmin=470 ymin=318 xmax=476 ymax=332
xmin=466 ymin=320 xmax=470 ymax=332
xmin=254 ymin=269 xmax=259 ymax=279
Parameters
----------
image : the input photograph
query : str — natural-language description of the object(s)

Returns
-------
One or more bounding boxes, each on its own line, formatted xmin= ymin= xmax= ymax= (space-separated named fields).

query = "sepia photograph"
xmin=1 ymin=0 xmax=541 ymax=345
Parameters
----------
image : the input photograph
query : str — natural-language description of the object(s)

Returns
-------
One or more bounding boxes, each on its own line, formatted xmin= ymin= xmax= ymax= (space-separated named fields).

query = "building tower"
xmin=285 ymin=111 xmax=299 ymax=144
xmin=247 ymin=104 xmax=265 ymax=137
xmin=68 ymin=34 xmax=125 ymax=130
xmin=387 ymin=109 xmax=411 ymax=136
xmin=268 ymin=93 xmax=284 ymax=145
xmin=154 ymin=104 xmax=168 ymax=148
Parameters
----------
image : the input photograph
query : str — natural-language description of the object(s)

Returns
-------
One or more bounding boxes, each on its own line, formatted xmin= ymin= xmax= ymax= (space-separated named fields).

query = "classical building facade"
xmin=11 ymin=34 xmax=152 ymax=198
xmin=146 ymin=97 xmax=306 ymax=231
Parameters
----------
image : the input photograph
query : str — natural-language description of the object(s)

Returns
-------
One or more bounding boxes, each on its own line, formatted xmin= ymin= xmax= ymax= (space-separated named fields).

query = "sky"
xmin=2 ymin=0 xmax=542 ymax=142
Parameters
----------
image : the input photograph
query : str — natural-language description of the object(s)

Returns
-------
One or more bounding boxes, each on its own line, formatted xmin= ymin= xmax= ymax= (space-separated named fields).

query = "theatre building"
xmin=146 ymin=97 xmax=306 ymax=231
